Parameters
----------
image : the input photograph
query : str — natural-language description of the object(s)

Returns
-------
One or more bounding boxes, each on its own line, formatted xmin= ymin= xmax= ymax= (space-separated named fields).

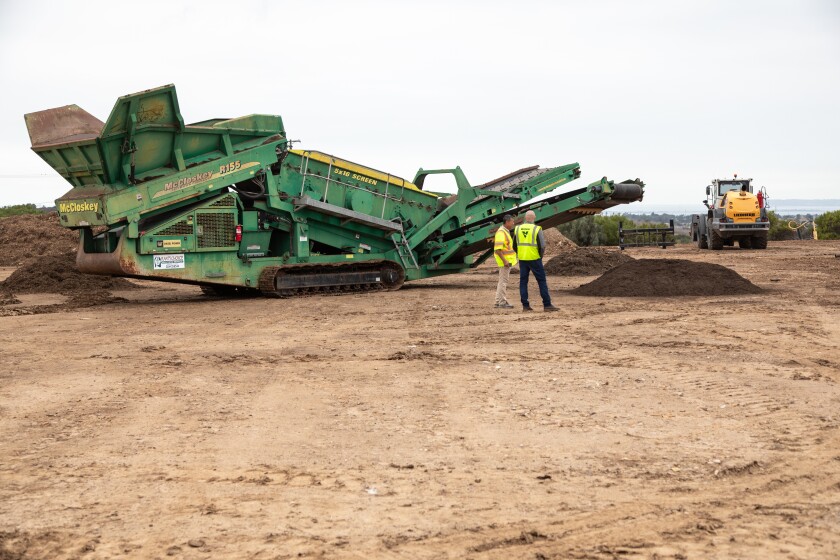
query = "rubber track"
xmin=258 ymin=261 xmax=404 ymax=298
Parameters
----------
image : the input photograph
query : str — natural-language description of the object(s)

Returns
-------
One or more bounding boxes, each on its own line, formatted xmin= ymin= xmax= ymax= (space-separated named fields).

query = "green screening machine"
xmin=24 ymin=85 xmax=644 ymax=296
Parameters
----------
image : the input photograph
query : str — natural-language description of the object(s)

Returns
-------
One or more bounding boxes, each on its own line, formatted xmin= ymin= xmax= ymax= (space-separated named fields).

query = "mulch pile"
xmin=0 ymin=213 xmax=139 ymax=301
xmin=0 ymin=212 xmax=79 ymax=266
xmin=2 ymin=253 xmax=136 ymax=295
xmin=571 ymin=259 xmax=763 ymax=297
xmin=545 ymin=247 xmax=634 ymax=276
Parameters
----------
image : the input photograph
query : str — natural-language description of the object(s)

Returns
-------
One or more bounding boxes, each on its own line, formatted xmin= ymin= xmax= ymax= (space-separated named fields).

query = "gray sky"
xmin=1 ymin=0 xmax=838 ymax=211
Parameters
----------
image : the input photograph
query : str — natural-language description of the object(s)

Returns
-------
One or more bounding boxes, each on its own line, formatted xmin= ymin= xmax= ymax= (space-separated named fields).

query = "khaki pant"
xmin=495 ymin=265 xmax=512 ymax=305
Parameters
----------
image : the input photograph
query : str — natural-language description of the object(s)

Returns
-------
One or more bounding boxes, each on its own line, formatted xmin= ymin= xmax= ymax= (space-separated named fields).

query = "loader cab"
xmin=715 ymin=180 xmax=752 ymax=197
xmin=708 ymin=179 xmax=753 ymax=209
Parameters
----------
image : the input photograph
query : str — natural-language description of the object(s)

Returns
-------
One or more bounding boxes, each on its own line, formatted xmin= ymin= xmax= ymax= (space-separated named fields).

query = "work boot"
xmin=523 ymin=305 xmax=534 ymax=312
xmin=544 ymin=305 xmax=559 ymax=312
xmin=498 ymin=303 xmax=514 ymax=309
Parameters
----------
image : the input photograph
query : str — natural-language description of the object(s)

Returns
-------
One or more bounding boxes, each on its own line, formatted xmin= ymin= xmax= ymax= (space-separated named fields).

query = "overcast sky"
xmin=1 ymin=0 xmax=838 ymax=211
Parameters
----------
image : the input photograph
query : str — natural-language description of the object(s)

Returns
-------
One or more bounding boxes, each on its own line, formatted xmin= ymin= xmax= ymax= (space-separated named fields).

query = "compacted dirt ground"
xmin=1 ymin=241 xmax=839 ymax=559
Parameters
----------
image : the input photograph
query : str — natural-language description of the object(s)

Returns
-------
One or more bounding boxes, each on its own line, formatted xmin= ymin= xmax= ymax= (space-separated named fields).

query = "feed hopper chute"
xmin=24 ymin=84 xmax=645 ymax=296
xmin=25 ymin=104 xmax=106 ymax=189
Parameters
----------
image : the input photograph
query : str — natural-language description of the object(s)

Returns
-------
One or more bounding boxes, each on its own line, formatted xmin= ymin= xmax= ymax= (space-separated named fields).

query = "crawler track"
xmin=258 ymin=260 xmax=405 ymax=297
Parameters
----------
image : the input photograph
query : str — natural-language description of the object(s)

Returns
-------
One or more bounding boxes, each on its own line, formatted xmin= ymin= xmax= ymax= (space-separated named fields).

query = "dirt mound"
xmin=0 ymin=293 xmax=129 ymax=317
xmin=0 ymin=287 xmax=20 ymax=305
xmin=2 ymin=253 xmax=137 ymax=295
xmin=542 ymin=228 xmax=577 ymax=257
xmin=545 ymin=247 xmax=634 ymax=276
xmin=0 ymin=212 xmax=80 ymax=267
xmin=571 ymin=259 xmax=763 ymax=297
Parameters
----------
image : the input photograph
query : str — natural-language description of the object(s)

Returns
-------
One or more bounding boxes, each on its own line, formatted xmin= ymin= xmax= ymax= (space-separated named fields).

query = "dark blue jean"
xmin=519 ymin=259 xmax=552 ymax=308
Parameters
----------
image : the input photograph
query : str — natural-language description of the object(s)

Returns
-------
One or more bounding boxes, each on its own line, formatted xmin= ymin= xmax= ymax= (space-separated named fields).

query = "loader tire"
xmin=697 ymin=229 xmax=708 ymax=249
xmin=709 ymin=227 xmax=724 ymax=250
xmin=738 ymin=237 xmax=752 ymax=249
xmin=752 ymin=232 xmax=768 ymax=250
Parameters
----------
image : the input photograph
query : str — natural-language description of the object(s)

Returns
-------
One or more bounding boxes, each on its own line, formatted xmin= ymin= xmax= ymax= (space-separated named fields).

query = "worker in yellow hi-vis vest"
xmin=493 ymin=214 xmax=517 ymax=309
xmin=513 ymin=210 xmax=559 ymax=312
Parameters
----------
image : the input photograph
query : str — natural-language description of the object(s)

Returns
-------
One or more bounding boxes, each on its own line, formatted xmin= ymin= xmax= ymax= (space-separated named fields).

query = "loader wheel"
xmin=751 ymin=232 xmax=768 ymax=250
xmin=697 ymin=230 xmax=708 ymax=249
xmin=709 ymin=228 xmax=724 ymax=250
xmin=738 ymin=237 xmax=752 ymax=249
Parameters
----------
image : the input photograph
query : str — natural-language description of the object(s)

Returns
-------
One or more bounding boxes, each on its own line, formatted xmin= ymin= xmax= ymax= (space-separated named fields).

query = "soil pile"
xmin=545 ymin=247 xmax=634 ymax=276
xmin=0 ymin=287 xmax=20 ymax=305
xmin=0 ymin=212 xmax=80 ymax=266
xmin=542 ymin=228 xmax=577 ymax=257
xmin=2 ymin=253 xmax=136 ymax=295
xmin=572 ymin=259 xmax=763 ymax=297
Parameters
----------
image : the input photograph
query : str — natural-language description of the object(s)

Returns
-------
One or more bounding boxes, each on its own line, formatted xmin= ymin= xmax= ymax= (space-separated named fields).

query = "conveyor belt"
xmin=438 ymin=166 xmax=554 ymax=209
xmin=477 ymin=165 xmax=550 ymax=192
xmin=444 ymin=182 xmax=644 ymax=258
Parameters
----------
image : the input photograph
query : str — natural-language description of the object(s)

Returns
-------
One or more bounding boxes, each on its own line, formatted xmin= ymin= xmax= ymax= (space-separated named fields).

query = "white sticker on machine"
xmin=299 ymin=236 xmax=308 ymax=242
xmin=153 ymin=253 xmax=185 ymax=270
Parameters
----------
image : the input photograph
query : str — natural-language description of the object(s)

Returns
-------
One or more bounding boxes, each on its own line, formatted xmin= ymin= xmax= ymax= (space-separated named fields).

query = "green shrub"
xmin=557 ymin=215 xmax=673 ymax=246
xmin=815 ymin=210 xmax=840 ymax=240
xmin=557 ymin=216 xmax=606 ymax=246
xmin=596 ymin=215 xmax=635 ymax=246
xmin=767 ymin=211 xmax=794 ymax=241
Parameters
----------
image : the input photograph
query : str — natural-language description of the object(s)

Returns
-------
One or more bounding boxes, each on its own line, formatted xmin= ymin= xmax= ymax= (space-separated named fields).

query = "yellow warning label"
xmin=162 ymin=240 xmax=182 ymax=248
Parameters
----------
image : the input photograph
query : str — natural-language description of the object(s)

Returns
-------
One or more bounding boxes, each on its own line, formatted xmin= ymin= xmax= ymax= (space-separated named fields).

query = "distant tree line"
xmin=562 ymin=210 xmax=840 ymax=245
xmin=557 ymin=215 xmax=689 ymax=246
xmin=613 ymin=213 xmax=693 ymax=226
xmin=0 ymin=204 xmax=42 ymax=218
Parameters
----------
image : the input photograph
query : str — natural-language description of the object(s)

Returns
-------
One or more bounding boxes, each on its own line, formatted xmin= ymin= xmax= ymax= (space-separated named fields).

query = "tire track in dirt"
xmin=667 ymin=367 xmax=836 ymax=455
xmin=380 ymin=433 xmax=840 ymax=559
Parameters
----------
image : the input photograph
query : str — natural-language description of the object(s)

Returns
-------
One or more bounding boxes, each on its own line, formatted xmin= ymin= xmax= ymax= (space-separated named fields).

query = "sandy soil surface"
xmin=1 ymin=241 xmax=839 ymax=559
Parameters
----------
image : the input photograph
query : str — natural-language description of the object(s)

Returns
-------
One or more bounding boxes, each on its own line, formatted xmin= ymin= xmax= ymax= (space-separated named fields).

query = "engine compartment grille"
xmin=197 ymin=212 xmax=235 ymax=248
xmin=156 ymin=220 xmax=193 ymax=235
xmin=209 ymin=194 xmax=237 ymax=208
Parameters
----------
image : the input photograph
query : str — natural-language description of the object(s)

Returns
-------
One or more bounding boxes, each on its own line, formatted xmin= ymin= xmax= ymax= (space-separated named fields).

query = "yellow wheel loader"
xmin=690 ymin=177 xmax=769 ymax=250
